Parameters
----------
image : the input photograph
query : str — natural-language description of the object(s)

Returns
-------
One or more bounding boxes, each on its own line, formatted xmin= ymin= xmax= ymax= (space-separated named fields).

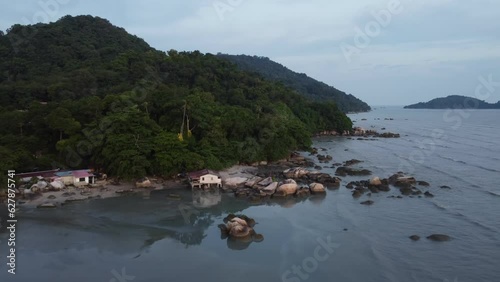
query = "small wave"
xmin=486 ymin=191 xmax=500 ymax=198
xmin=430 ymin=202 xmax=498 ymax=233
xmin=477 ymin=166 xmax=500 ymax=173
xmin=431 ymin=202 xmax=449 ymax=211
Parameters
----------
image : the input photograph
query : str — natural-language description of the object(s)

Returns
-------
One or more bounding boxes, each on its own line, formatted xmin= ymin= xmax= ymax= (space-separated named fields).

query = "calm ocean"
xmin=1 ymin=107 xmax=499 ymax=282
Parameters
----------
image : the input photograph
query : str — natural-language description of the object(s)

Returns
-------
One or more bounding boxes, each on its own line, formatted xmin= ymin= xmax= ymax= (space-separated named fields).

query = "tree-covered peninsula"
xmin=0 ymin=15 xmax=355 ymax=180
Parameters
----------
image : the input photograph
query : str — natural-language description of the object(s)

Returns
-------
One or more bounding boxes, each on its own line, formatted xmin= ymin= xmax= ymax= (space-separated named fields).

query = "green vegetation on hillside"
xmin=216 ymin=54 xmax=371 ymax=113
xmin=404 ymin=95 xmax=500 ymax=109
xmin=0 ymin=15 xmax=353 ymax=182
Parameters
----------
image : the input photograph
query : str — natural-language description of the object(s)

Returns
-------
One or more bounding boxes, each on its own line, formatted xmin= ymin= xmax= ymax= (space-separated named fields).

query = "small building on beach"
xmin=187 ymin=169 xmax=222 ymax=189
xmin=18 ymin=169 xmax=95 ymax=187
xmin=54 ymin=170 xmax=96 ymax=187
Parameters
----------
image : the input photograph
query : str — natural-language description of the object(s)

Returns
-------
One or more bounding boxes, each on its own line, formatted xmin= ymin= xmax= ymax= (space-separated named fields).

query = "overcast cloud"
xmin=1 ymin=0 xmax=499 ymax=106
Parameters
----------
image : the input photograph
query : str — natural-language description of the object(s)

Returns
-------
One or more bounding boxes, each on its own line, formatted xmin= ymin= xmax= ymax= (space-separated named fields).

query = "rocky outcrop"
xmin=224 ymin=177 xmax=248 ymax=188
xmin=344 ymin=159 xmax=363 ymax=166
xmin=335 ymin=166 xmax=372 ymax=176
xmin=426 ymin=234 xmax=451 ymax=242
xmin=370 ymin=177 xmax=382 ymax=186
xmin=389 ymin=173 xmax=417 ymax=188
xmin=218 ymin=214 xmax=263 ymax=250
xmin=409 ymin=235 xmax=420 ymax=241
xmin=283 ymin=167 xmax=309 ymax=179
xmin=309 ymin=183 xmax=326 ymax=194
xmin=261 ymin=182 xmax=278 ymax=195
xmin=276 ymin=179 xmax=298 ymax=196
xmin=135 ymin=177 xmax=152 ymax=188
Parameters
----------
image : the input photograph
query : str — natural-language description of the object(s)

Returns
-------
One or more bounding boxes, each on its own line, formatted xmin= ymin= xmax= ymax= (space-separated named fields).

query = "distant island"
xmin=404 ymin=95 xmax=500 ymax=109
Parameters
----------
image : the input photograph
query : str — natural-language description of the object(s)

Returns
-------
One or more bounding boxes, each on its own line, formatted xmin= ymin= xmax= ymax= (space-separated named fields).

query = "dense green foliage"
xmin=0 ymin=15 xmax=353 ymax=181
xmin=404 ymin=95 xmax=500 ymax=109
xmin=216 ymin=54 xmax=371 ymax=113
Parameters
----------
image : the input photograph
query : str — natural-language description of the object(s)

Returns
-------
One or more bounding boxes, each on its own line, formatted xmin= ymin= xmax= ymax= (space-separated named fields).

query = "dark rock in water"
xmin=440 ymin=185 xmax=451 ymax=189
xmin=400 ymin=187 xmax=413 ymax=196
xmin=343 ymin=228 xmax=348 ymax=231
xmin=389 ymin=173 xmax=417 ymax=187
xmin=409 ymin=235 xmax=420 ymax=241
xmin=335 ymin=166 xmax=372 ymax=177
xmin=344 ymin=159 xmax=363 ymax=166
xmin=396 ymin=196 xmax=403 ymax=199
xmin=427 ymin=234 xmax=451 ymax=242
xmin=314 ymin=166 xmax=323 ymax=170
xmin=317 ymin=154 xmax=333 ymax=163
xmin=47 ymin=195 xmax=57 ymax=199
xmin=308 ymin=173 xmax=341 ymax=188
xmin=346 ymin=182 xmax=355 ymax=189
xmin=296 ymin=188 xmax=311 ymax=197
xmin=378 ymin=184 xmax=391 ymax=192
xmin=417 ymin=181 xmax=430 ymax=186
xmin=352 ymin=190 xmax=362 ymax=198
xmin=412 ymin=189 xmax=422 ymax=196
xmin=424 ymin=191 xmax=434 ymax=198
xmin=368 ymin=186 xmax=379 ymax=193
xmin=360 ymin=200 xmax=374 ymax=206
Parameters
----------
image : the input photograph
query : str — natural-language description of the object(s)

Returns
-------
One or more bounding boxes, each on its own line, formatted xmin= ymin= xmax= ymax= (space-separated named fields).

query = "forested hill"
xmin=216 ymin=54 xmax=371 ymax=113
xmin=0 ymin=15 xmax=352 ymax=181
xmin=404 ymin=95 xmax=500 ymax=109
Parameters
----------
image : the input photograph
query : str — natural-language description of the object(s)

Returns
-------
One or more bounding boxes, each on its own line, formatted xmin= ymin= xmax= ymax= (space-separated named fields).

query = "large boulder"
xmin=136 ymin=177 xmax=152 ymax=188
xmin=370 ymin=177 xmax=382 ymax=186
xmin=389 ymin=173 xmax=416 ymax=187
xmin=257 ymin=177 xmax=273 ymax=187
xmin=245 ymin=177 xmax=263 ymax=188
xmin=308 ymin=172 xmax=341 ymax=188
xmin=426 ymin=234 xmax=451 ymax=242
xmin=309 ymin=183 xmax=326 ymax=194
xmin=276 ymin=180 xmax=298 ymax=196
xmin=261 ymin=182 xmax=278 ymax=195
xmin=283 ymin=167 xmax=309 ymax=179
xmin=50 ymin=180 xmax=65 ymax=190
xmin=224 ymin=177 xmax=248 ymax=187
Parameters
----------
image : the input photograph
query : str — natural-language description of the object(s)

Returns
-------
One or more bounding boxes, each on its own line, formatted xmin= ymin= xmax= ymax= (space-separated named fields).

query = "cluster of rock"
xmin=346 ymin=173 xmax=435 ymax=200
xmin=223 ymin=167 xmax=341 ymax=202
xmin=349 ymin=127 xmax=400 ymax=138
xmin=218 ymin=214 xmax=264 ymax=250
xmin=409 ymin=234 xmax=451 ymax=242
xmin=22 ymin=179 xmax=66 ymax=194
xmin=336 ymin=166 xmax=372 ymax=177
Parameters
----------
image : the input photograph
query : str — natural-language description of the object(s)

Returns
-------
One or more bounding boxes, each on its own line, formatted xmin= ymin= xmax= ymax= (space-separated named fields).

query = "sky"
xmin=1 ymin=0 xmax=499 ymax=106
